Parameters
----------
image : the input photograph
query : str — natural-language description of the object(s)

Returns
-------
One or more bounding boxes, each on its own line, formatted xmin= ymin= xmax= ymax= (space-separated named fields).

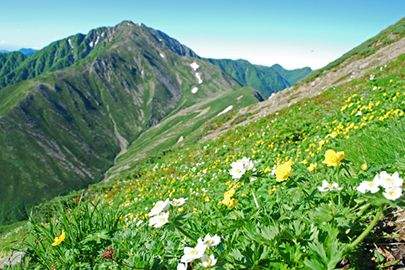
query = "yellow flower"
xmin=322 ymin=150 xmax=345 ymax=167
xmin=361 ymin=163 xmax=368 ymax=170
xmin=222 ymin=197 xmax=238 ymax=208
xmin=275 ymin=162 xmax=292 ymax=182
xmin=225 ymin=188 xmax=236 ymax=197
xmin=307 ymin=163 xmax=318 ymax=172
xmin=299 ymin=157 xmax=309 ymax=165
xmin=51 ymin=230 xmax=66 ymax=246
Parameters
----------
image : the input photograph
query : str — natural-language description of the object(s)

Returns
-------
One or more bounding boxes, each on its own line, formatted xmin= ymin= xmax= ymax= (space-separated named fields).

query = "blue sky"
xmin=1 ymin=0 xmax=404 ymax=69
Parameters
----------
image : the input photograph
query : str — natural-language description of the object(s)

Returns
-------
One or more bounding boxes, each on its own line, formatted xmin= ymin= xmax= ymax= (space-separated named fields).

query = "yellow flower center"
xmin=190 ymin=248 xmax=198 ymax=255
xmin=205 ymin=240 xmax=212 ymax=244
xmin=327 ymin=184 xmax=334 ymax=188
xmin=155 ymin=202 xmax=162 ymax=208
xmin=206 ymin=259 xmax=212 ymax=264
xmin=386 ymin=177 xmax=394 ymax=184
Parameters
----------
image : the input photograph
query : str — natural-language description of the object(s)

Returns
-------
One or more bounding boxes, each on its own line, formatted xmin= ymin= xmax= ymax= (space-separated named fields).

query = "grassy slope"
xmin=4 ymin=47 xmax=405 ymax=269
xmin=303 ymin=17 xmax=405 ymax=83
xmin=105 ymin=53 xmax=262 ymax=178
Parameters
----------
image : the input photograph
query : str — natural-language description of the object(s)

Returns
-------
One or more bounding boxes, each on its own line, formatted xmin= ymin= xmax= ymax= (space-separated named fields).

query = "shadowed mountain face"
xmin=0 ymin=21 xmax=262 ymax=225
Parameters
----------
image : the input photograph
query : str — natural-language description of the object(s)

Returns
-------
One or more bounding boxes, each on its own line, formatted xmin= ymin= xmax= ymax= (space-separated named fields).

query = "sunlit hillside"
xmin=2 ymin=45 xmax=405 ymax=269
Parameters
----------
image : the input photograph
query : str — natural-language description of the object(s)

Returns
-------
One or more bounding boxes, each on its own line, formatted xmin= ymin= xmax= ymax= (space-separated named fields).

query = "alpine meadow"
xmin=0 ymin=16 xmax=405 ymax=270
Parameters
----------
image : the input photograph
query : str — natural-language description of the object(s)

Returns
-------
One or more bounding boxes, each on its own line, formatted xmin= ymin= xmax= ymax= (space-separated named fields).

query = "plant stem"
xmin=251 ymin=186 xmax=260 ymax=208
xmin=330 ymin=192 xmax=336 ymax=217
xmin=347 ymin=186 xmax=356 ymax=207
xmin=345 ymin=205 xmax=384 ymax=252
xmin=176 ymin=225 xmax=197 ymax=243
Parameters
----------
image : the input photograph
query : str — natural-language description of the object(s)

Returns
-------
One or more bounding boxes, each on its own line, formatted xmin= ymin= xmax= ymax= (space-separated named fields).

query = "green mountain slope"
xmin=304 ymin=17 xmax=405 ymax=83
xmin=270 ymin=63 xmax=312 ymax=85
xmin=207 ymin=58 xmax=311 ymax=98
xmin=0 ymin=24 xmax=142 ymax=90
xmin=0 ymin=21 xmax=261 ymax=225
xmin=0 ymin=52 xmax=27 ymax=78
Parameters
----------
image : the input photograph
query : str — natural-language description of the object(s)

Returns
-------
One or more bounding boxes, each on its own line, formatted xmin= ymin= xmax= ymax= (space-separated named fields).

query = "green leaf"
xmin=304 ymin=257 xmax=325 ymax=270
xmin=374 ymin=249 xmax=385 ymax=262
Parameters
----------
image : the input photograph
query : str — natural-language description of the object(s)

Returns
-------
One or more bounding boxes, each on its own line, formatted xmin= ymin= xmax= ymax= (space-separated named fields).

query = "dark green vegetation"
xmin=0 ymin=21 xmax=271 ymax=226
xmin=304 ymin=17 xmax=405 ymax=83
xmin=208 ymin=58 xmax=312 ymax=98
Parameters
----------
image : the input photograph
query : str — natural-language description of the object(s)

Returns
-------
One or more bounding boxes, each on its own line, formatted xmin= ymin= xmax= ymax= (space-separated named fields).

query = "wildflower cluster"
xmin=357 ymin=171 xmax=403 ymax=200
xmin=178 ymin=234 xmax=220 ymax=268
xmin=220 ymin=187 xmax=238 ymax=208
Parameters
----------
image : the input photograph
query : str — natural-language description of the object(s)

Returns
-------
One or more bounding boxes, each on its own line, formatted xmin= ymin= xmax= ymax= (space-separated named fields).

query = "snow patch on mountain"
xmin=217 ymin=105 xmax=233 ymax=116
xmin=190 ymin=62 xmax=199 ymax=71
xmin=67 ymin=39 xmax=73 ymax=49
xmin=196 ymin=73 xmax=203 ymax=84
xmin=94 ymin=36 xmax=100 ymax=47
xmin=191 ymin=86 xmax=199 ymax=94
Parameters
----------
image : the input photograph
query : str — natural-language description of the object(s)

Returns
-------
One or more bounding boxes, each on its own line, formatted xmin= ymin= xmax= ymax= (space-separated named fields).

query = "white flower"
xmin=136 ymin=220 xmax=143 ymax=227
xmin=229 ymin=160 xmax=246 ymax=179
xmin=271 ymin=166 xmax=277 ymax=175
xmin=317 ymin=180 xmax=343 ymax=192
xmin=355 ymin=111 xmax=362 ymax=116
xmin=383 ymin=186 xmax=403 ymax=200
xmin=374 ymin=171 xmax=403 ymax=189
xmin=198 ymin=234 xmax=221 ymax=247
xmin=148 ymin=212 xmax=169 ymax=228
xmin=170 ymin=198 xmax=188 ymax=207
xmin=181 ymin=243 xmax=207 ymax=263
xmin=177 ymin=262 xmax=188 ymax=270
xmin=244 ymin=159 xmax=255 ymax=171
xmin=148 ymin=199 xmax=170 ymax=216
xmin=356 ymin=180 xmax=380 ymax=194
xmin=201 ymin=254 xmax=217 ymax=267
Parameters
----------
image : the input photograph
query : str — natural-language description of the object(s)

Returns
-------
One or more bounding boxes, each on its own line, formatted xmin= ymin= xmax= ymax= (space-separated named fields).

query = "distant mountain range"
xmin=0 ymin=48 xmax=37 ymax=56
xmin=207 ymin=59 xmax=311 ymax=98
